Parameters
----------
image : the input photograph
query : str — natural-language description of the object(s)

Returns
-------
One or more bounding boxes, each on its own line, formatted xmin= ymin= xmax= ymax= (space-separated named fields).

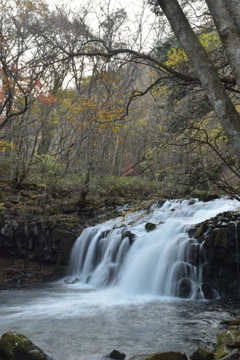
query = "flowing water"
xmin=1 ymin=198 xmax=240 ymax=360
xmin=67 ymin=197 xmax=239 ymax=298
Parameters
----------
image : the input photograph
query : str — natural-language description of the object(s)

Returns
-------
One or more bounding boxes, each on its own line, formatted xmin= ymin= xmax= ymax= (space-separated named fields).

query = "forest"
xmin=1 ymin=2 xmax=240 ymax=359
xmin=1 ymin=0 xmax=240 ymax=211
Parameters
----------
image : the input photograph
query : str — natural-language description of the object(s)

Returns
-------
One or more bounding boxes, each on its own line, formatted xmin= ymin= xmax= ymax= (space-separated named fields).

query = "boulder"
xmin=130 ymin=352 xmax=187 ymax=360
xmin=102 ymin=350 xmax=126 ymax=360
xmin=191 ymin=190 xmax=208 ymax=198
xmin=145 ymin=223 xmax=156 ymax=232
xmin=121 ymin=231 xmax=136 ymax=245
xmin=214 ymin=345 xmax=237 ymax=360
xmin=221 ymin=319 xmax=240 ymax=326
xmin=190 ymin=347 xmax=214 ymax=360
xmin=199 ymin=195 xmax=220 ymax=202
xmin=0 ymin=331 xmax=47 ymax=360
xmin=224 ymin=330 xmax=240 ymax=347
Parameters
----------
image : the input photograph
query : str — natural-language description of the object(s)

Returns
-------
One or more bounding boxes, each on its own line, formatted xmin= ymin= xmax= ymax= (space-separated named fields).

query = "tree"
xmin=153 ymin=0 xmax=240 ymax=159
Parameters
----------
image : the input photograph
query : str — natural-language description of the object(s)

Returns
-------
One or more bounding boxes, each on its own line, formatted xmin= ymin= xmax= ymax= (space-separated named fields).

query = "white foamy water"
xmin=67 ymin=197 xmax=239 ymax=298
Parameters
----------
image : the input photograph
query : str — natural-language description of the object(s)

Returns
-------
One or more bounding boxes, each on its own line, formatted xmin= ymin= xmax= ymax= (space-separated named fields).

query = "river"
xmin=1 ymin=197 xmax=240 ymax=360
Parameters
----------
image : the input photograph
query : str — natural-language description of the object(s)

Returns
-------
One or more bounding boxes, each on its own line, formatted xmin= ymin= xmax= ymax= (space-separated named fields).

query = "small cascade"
xmin=66 ymin=197 xmax=239 ymax=299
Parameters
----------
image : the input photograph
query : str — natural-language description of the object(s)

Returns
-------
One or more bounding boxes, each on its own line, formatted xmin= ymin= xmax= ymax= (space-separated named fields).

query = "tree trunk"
xmin=157 ymin=0 xmax=240 ymax=160
xmin=223 ymin=0 xmax=240 ymax=31
xmin=205 ymin=0 xmax=240 ymax=87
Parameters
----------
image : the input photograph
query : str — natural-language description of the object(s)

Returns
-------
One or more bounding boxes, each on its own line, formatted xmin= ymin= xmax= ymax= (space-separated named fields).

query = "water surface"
xmin=0 ymin=284 xmax=239 ymax=360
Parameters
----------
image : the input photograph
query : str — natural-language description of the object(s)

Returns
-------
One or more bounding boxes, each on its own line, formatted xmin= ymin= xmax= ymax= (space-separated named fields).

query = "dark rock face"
xmin=0 ymin=214 xmax=82 ymax=266
xmin=0 ymin=331 xmax=47 ymax=360
xmin=178 ymin=278 xmax=192 ymax=298
xmin=191 ymin=212 xmax=240 ymax=297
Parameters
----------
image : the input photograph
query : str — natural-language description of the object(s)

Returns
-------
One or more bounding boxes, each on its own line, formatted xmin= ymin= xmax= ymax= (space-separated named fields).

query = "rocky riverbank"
xmin=1 ymin=316 xmax=240 ymax=360
xmin=0 ymin=190 xmax=127 ymax=288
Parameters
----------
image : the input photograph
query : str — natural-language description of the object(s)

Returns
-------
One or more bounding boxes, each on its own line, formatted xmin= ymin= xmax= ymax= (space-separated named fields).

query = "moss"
xmin=0 ymin=331 xmax=46 ymax=360
xmin=224 ymin=329 xmax=240 ymax=346
xmin=194 ymin=222 xmax=208 ymax=243
xmin=216 ymin=332 xmax=226 ymax=347
xmin=214 ymin=344 xmax=232 ymax=360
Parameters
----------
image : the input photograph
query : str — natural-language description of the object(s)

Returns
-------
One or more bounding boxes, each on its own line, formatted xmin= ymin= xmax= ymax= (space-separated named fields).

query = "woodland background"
xmin=1 ymin=0 xmax=240 ymax=214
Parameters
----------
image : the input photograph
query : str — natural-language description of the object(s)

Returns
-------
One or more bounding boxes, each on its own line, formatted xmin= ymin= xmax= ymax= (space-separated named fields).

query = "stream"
xmin=1 ymin=197 xmax=240 ymax=360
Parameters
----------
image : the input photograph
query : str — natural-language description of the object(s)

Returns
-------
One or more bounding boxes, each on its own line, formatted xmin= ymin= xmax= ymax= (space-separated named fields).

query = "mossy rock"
xmin=199 ymin=195 xmax=220 ymax=202
xmin=214 ymin=344 xmax=232 ymax=360
xmin=190 ymin=347 xmax=214 ymax=360
xmin=130 ymin=351 xmax=187 ymax=360
xmin=191 ymin=190 xmax=208 ymax=198
xmin=212 ymin=228 xmax=229 ymax=248
xmin=0 ymin=331 xmax=46 ymax=360
xmin=145 ymin=222 xmax=156 ymax=232
xmin=229 ymin=326 xmax=240 ymax=331
xmin=194 ymin=222 xmax=208 ymax=243
xmin=217 ymin=332 xmax=227 ymax=347
xmin=229 ymin=319 xmax=240 ymax=326
xmin=224 ymin=330 xmax=240 ymax=347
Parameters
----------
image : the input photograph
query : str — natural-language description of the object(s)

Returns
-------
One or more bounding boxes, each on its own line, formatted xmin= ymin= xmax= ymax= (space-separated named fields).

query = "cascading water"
xmin=66 ymin=197 xmax=239 ymax=299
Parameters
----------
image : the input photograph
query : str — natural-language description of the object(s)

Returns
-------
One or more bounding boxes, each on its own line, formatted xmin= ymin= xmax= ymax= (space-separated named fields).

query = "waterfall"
xmin=66 ymin=197 xmax=239 ymax=299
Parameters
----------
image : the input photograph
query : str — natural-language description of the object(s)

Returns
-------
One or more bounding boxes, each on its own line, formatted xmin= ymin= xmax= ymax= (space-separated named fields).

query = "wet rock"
xmin=212 ymin=228 xmax=229 ymax=248
xmin=0 ymin=215 xmax=81 ymax=266
xmin=217 ymin=332 xmax=227 ymax=347
xmin=194 ymin=222 xmax=208 ymax=243
xmin=214 ymin=344 xmax=234 ymax=360
xmin=71 ymin=278 xmax=80 ymax=284
xmin=130 ymin=351 xmax=187 ymax=360
xmin=202 ymin=264 xmax=214 ymax=282
xmin=145 ymin=223 xmax=156 ymax=232
xmin=224 ymin=330 xmax=240 ymax=347
xmin=157 ymin=200 xmax=166 ymax=208
xmin=190 ymin=347 xmax=214 ymax=360
xmin=189 ymin=244 xmax=200 ymax=266
xmin=229 ymin=319 xmax=240 ymax=326
xmin=102 ymin=350 xmax=126 ymax=360
xmin=178 ymin=278 xmax=192 ymax=298
xmin=220 ymin=350 xmax=240 ymax=360
xmin=121 ymin=231 xmax=136 ymax=245
xmin=188 ymin=226 xmax=198 ymax=238
xmin=199 ymin=195 xmax=220 ymax=202
xmin=0 ymin=331 xmax=47 ymax=360
xmin=201 ymin=283 xmax=215 ymax=300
